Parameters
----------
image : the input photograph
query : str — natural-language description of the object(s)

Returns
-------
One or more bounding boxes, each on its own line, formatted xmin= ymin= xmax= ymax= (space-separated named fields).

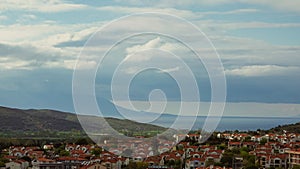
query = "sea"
xmin=150 ymin=116 xmax=300 ymax=131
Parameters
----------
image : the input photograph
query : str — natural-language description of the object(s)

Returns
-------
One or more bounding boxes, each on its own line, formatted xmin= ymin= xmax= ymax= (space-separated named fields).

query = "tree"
xmin=124 ymin=161 xmax=148 ymax=169
xmin=260 ymin=138 xmax=268 ymax=145
xmin=75 ymin=138 xmax=90 ymax=145
xmin=240 ymin=150 xmax=249 ymax=159
xmin=91 ymin=147 xmax=102 ymax=157
xmin=231 ymin=148 xmax=240 ymax=154
xmin=220 ymin=152 xmax=234 ymax=167
xmin=0 ymin=157 xmax=9 ymax=167
xmin=217 ymin=144 xmax=226 ymax=150
xmin=174 ymin=160 xmax=182 ymax=169
xmin=59 ymin=150 xmax=70 ymax=157
xmin=240 ymin=147 xmax=250 ymax=153
xmin=244 ymin=136 xmax=252 ymax=142
xmin=245 ymin=164 xmax=259 ymax=169
xmin=167 ymin=159 xmax=175 ymax=166
xmin=0 ymin=161 xmax=5 ymax=167
xmin=205 ymin=158 xmax=215 ymax=167
xmin=136 ymin=162 xmax=149 ymax=169
xmin=292 ymin=165 xmax=300 ymax=169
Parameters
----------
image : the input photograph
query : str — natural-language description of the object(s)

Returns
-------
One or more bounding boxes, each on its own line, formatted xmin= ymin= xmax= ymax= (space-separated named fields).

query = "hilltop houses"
xmin=2 ymin=131 xmax=300 ymax=169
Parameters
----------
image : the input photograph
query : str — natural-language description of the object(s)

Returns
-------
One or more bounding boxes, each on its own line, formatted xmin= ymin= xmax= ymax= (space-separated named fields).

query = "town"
xmin=1 ymin=130 xmax=300 ymax=169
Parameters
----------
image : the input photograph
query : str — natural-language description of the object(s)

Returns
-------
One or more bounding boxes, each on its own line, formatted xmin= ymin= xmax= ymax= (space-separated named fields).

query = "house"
xmin=32 ymin=157 xmax=63 ymax=169
xmin=164 ymin=153 xmax=182 ymax=165
xmin=80 ymin=162 xmax=106 ymax=169
xmin=187 ymin=134 xmax=201 ymax=142
xmin=101 ymin=158 xmax=122 ymax=169
xmin=27 ymin=150 xmax=44 ymax=158
xmin=242 ymin=142 xmax=256 ymax=149
xmin=185 ymin=146 xmax=199 ymax=153
xmin=43 ymin=144 xmax=54 ymax=150
xmin=3 ymin=155 xmax=17 ymax=161
xmin=228 ymin=142 xmax=241 ymax=150
xmin=286 ymin=150 xmax=300 ymax=168
xmin=145 ymin=156 xmax=161 ymax=166
xmin=221 ymin=133 xmax=233 ymax=140
xmin=57 ymin=156 xmax=86 ymax=169
xmin=189 ymin=152 xmax=203 ymax=159
xmin=158 ymin=146 xmax=171 ymax=154
xmin=200 ymin=146 xmax=216 ymax=152
xmin=232 ymin=157 xmax=243 ymax=169
xmin=268 ymin=154 xmax=288 ymax=169
xmin=251 ymin=135 xmax=262 ymax=142
xmin=196 ymin=166 xmax=231 ymax=169
xmin=204 ymin=154 xmax=222 ymax=163
xmin=5 ymin=160 xmax=29 ymax=169
xmin=186 ymin=157 xmax=206 ymax=169
xmin=257 ymin=155 xmax=268 ymax=168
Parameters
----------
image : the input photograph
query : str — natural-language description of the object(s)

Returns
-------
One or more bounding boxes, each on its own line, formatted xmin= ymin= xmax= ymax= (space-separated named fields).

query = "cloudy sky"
xmin=0 ymin=0 xmax=300 ymax=116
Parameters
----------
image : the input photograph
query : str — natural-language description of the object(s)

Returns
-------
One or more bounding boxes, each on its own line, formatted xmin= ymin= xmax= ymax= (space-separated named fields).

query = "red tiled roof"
xmin=229 ymin=142 xmax=240 ymax=145
xmin=190 ymin=157 xmax=205 ymax=162
xmin=38 ymin=157 xmax=55 ymax=163
xmin=58 ymin=156 xmax=86 ymax=161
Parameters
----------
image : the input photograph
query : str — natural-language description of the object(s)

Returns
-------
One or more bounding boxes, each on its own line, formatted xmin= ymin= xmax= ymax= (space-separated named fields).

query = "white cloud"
xmin=16 ymin=14 xmax=37 ymax=23
xmin=225 ymin=65 xmax=300 ymax=77
xmin=207 ymin=34 xmax=300 ymax=68
xmin=157 ymin=66 xmax=180 ymax=73
xmin=0 ymin=0 xmax=88 ymax=12
xmin=202 ymin=8 xmax=260 ymax=15
xmin=240 ymin=0 xmax=300 ymax=13
xmin=0 ymin=59 xmax=33 ymax=70
xmin=23 ymin=14 xmax=37 ymax=20
xmin=0 ymin=24 xmax=72 ymax=43
xmin=124 ymin=36 xmax=188 ymax=62
xmin=112 ymin=0 xmax=230 ymax=7
xmin=0 ymin=5 xmax=298 ymax=75
xmin=123 ymin=66 xmax=140 ymax=74
xmin=97 ymin=6 xmax=202 ymax=19
xmin=0 ymin=15 xmax=8 ymax=21
xmin=126 ymin=37 xmax=162 ymax=54
xmin=124 ymin=37 xmax=166 ymax=62
xmin=46 ymin=59 xmax=97 ymax=70
xmin=0 ymin=40 xmax=83 ymax=70
xmin=195 ymin=20 xmax=300 ymax=35
xmin=112 ymin=0 xmax=300 ymax=13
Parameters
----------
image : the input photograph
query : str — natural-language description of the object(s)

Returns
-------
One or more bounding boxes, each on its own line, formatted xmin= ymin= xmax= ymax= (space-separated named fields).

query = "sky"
xmin=0 ymin=0 xmax=300 ymax=117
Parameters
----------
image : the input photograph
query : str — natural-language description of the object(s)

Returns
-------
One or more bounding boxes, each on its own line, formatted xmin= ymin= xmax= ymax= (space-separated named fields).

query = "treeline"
xmin=0 ymin=137 xmax=94 ymax=149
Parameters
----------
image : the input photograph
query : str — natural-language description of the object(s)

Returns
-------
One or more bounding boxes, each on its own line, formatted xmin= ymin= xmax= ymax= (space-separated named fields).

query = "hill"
xmin=269 ymin=122 xmax=300 ymax=134
xmin=0 ymin=106 xmax=166 ymax=139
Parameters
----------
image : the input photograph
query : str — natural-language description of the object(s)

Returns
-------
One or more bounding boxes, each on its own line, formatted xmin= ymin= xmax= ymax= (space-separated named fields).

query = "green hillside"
xmin=269 ymin=122 xmax=300 ymax=134
xmin=0 ymin=106 xmax=165 ymax=139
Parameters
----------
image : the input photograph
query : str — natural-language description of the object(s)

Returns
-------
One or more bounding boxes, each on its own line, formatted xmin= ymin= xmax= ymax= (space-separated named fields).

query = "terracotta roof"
xmin=190 ymin=157 xmax=206 ymax=162
xmin=58 ymin=156 xmax=86 ymax=161
xmin=228 ymin=142 xmax=241 ymax=145
xmin=38 ymin=157 xmax=55 ymax=163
